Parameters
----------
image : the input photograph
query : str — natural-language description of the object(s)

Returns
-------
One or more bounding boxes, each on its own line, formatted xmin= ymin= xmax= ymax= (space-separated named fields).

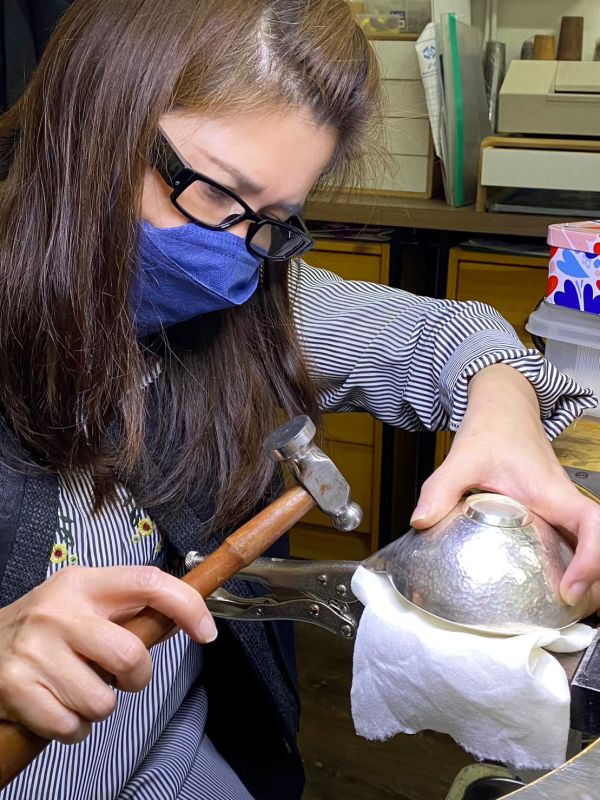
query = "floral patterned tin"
xmin=546 ymin=221 xmax=600 ymax=315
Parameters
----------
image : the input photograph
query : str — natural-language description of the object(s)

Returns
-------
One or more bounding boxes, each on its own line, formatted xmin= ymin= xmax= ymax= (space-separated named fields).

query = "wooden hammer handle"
xmin=0 ymin=485 xmax=315 ymax=789
xmin=124 ymin=484 xmax=315 ymax=643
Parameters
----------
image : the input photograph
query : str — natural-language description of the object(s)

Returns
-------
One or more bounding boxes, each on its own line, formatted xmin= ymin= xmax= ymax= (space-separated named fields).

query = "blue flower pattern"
xmin=549 ymin=242 xmax=600 ymax=314
xmin=554 ymin=280 xmax=600 ymax=314
xmin=555 ymin=249 xmax=590 ymax=279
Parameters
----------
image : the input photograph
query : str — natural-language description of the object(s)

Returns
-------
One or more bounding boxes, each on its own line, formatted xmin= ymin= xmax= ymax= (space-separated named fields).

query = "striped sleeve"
xmin=288 ymin=259 xmax=597 ymax=438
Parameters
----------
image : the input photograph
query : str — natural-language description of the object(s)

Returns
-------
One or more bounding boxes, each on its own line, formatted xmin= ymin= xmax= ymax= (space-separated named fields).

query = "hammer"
xmin=0 ymin=415 xmax=362 ymax=788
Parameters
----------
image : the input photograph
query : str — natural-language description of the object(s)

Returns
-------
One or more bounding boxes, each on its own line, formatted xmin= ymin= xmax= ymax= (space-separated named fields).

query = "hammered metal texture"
xmin=364 ymin=494 xmax=587 ymax=635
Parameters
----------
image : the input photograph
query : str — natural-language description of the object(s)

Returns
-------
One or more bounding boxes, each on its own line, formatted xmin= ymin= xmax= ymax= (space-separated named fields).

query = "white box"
xmin=526 ymin=301 xmax=600 ymax=418
xmin=382 ymin=79 xmax=428 ymax=118
xmin=382 ymin=117 xmax=431 ymax=156
xmin=352 ymin=36 xmax=436 ymax=197
xmin=372 ymin=40 xmax=421 ymax=80
xmin=358 ymin=153 xmax=431 ymax=193
xmin=480 ymin=147 xmax=600 ymax=194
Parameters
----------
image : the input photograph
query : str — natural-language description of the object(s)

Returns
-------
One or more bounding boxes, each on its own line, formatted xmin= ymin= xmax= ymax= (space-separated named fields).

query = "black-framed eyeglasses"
xmin=151 ymin=130 xmax=314 ymax=262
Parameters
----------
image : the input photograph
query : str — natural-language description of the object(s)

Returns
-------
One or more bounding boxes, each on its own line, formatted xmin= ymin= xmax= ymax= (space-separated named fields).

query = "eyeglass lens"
xmin=176 ymin=179 xmax=310 ymax=260
xmin=249 ymin=222 xmax=308 ymax=259
xmin=177 ymin=180 xmax=245 ymax=227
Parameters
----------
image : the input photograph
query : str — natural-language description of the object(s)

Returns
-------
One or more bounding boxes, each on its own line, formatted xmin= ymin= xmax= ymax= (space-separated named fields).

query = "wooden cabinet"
xmin=289 ymin=239 xmax=390 ymax=561
xmin=435 ymin=247 xmax=548 ymax=465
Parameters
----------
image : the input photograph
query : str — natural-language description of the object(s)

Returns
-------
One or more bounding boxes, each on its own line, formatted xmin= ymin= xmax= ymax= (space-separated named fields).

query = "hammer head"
xmin=263 ymin=416 xmax=363 ymax=532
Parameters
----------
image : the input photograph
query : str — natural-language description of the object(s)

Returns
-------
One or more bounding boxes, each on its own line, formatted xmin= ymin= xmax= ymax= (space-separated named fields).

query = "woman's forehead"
xmin=160 ymin=109 xmax=337 ymax=203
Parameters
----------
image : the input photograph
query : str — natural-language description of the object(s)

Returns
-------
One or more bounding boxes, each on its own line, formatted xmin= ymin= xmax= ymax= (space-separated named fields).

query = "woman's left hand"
xmin=410 ymin=363 xmax=600 ymax=613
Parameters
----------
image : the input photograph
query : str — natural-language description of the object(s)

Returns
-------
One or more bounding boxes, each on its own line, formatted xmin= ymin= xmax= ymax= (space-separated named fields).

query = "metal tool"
xmin=564 ymin=465 xmax=600 ymax=503
xmin=186 ymin=553 xmax=363 ymax=639
xmin=264 ymin=415 xmax=363 ymax=531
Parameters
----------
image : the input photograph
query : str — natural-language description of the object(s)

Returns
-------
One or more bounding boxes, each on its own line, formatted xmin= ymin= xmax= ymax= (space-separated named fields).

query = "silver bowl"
xmin=363 ymin=493 xmax=587 ymax=635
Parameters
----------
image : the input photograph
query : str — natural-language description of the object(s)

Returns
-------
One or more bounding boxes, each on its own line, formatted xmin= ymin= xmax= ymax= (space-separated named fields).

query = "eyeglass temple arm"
xmin=149 ymin=131 xmax=188 ymax=188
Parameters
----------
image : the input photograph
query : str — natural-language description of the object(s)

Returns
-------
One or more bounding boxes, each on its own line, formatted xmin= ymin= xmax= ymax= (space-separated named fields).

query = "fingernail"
xmin=564 ymin=581 xmax=588 ymax=607
xmin=410 ymin=503 xmax=430 ymax=523
xmin=198 ymin=615 xmax=218 ymax=643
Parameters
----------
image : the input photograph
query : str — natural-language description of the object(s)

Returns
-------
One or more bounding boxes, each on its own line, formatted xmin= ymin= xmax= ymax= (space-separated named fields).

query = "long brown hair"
xmin=0 ymin=0 xmax=381 ymax=530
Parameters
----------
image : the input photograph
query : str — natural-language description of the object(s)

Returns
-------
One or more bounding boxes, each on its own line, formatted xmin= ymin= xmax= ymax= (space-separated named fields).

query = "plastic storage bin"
xmin=526 ymin=300 xmax=600 ymax=418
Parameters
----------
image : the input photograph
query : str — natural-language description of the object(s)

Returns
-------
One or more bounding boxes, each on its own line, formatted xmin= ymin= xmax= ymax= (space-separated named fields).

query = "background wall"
xmin=471 ymin=0 xmax=600 ymax=63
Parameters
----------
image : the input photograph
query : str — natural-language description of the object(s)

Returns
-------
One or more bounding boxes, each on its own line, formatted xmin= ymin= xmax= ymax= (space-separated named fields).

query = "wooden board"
xmin=552 ymin=418 xmax=600 ymax=472
xmin=305 ymin=192 xmax=580 ymax=238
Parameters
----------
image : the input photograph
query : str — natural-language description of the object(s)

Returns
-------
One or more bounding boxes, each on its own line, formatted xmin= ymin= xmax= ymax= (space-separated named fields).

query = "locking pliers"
xmin=185 ymin=553 xmax=363 ymax=640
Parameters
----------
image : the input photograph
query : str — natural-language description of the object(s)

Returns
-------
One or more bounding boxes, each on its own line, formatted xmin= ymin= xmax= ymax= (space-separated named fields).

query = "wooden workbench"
xmin=504 ymin=416 xmax=600 ymax=799
xmin=553 ymin=417 xmax=600 ymax=473
xmin=305 ymin=192 xmax=581 ymax=237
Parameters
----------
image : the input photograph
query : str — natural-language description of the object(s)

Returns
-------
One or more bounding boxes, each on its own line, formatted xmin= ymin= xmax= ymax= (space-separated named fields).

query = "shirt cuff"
xmin=440 ymin=330 xmax=598 ymax=439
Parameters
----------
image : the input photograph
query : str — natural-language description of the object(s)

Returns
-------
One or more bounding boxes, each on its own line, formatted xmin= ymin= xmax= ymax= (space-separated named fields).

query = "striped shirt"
xmin=2 ymin=260 xmax=595 ymax=800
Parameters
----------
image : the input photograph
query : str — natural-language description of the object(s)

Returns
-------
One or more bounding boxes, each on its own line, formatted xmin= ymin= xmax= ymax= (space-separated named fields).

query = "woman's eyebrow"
xmin=203 ymin=151 xmax=264 ymax=196
xmin=203 ymin=152 xmax=305 ymax=218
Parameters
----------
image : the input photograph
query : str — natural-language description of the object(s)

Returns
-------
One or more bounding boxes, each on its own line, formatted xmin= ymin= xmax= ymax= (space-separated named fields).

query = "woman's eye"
xmin=203 ymin=183 xmax=231 ymax=206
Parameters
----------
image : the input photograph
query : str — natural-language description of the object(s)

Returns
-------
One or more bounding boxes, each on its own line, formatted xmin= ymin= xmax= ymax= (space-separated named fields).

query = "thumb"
xmin=558 ymin=495 xmax=600 ymax=607
xmin=410 ymin=465 xmax=467 ymax=530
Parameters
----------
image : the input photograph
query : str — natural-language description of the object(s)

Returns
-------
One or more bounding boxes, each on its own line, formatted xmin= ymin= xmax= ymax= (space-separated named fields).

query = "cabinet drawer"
xmin=289 ymin=525 xmax=372 ymax=562
xmin=290 ymin=239 xmax=388 ymax=560
xmin=323 ymin=412 xmax=375 ymax=446
xmin=300 ymin=439 xmax=374 ymax=535
xmin=304 ymin=249 xmax=382 ymax=283
xmin=383 ymin=117 xmax=431 ymax=157
xmin=453 ymin=261 xmax=547 ymax=348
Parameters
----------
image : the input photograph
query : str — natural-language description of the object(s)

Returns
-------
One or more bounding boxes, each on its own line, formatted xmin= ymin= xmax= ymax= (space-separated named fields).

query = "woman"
xmin=0 ymin=1 xmax=598 ymax=798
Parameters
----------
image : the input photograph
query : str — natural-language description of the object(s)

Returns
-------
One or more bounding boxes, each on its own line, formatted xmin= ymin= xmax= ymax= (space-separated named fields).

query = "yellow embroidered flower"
xmin=137 ymin=518 xmax=155 ymax=537
xmin=50 ymin=543 xmax=68 ymax=564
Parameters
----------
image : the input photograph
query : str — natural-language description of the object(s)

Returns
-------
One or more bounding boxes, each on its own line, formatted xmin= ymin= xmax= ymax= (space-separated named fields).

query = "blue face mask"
xmin=132 ymin=221 xmax=262 ymax=336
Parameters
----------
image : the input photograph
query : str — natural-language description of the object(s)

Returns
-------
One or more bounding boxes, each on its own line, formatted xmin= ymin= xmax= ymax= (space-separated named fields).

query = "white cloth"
xmin=350 ymin=566 xmax=595 ymax=770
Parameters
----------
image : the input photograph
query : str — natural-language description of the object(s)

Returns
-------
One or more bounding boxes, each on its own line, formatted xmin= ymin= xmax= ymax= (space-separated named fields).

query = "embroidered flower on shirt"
xmin=137 ymin=518 xmax=155 ymax=537
xmin=50 ymin=542 xmax=68 ymax=564
xmin=52 ymin=513 xmax=80 ymax=566
xmin=121 ymin=489 xmax=157 ymax=546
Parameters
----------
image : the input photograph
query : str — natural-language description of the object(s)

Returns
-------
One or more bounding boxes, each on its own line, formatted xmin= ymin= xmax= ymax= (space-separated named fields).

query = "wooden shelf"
xmin=305 ymin=192 xmax=582 ymax=238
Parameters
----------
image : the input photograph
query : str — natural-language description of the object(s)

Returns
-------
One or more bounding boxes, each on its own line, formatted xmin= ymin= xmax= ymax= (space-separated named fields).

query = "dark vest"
xmin=0 ymin=419 xmax=304 ymax=800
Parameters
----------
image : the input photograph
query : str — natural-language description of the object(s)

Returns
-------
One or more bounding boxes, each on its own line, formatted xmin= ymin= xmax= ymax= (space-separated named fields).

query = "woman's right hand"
xmin=0 ymin=565 xmax=217 ymax=744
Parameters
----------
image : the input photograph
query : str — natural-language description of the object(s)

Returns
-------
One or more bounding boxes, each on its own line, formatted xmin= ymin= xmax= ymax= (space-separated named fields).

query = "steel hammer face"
xmin=263 ymin=415 xmax=363 ymax=532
